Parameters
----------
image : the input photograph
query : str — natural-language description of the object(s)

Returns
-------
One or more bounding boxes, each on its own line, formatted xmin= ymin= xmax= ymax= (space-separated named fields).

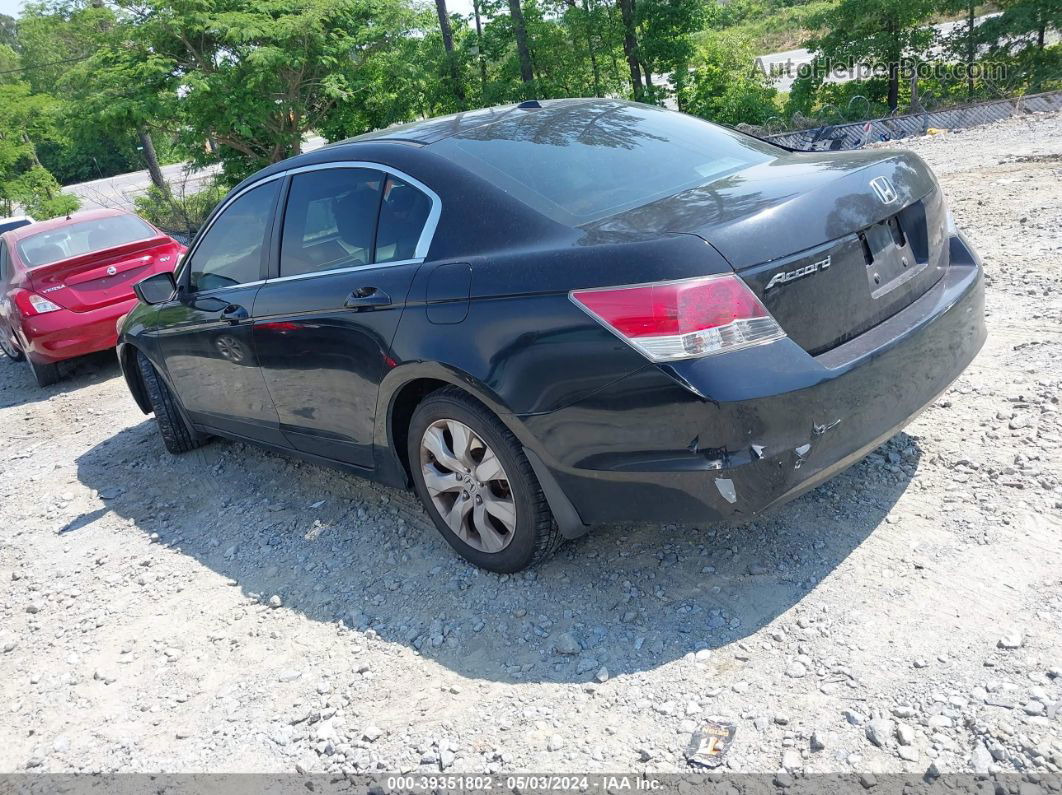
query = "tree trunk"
xmin=583 ymin=0 xmax=601 ymax=97
xmin=508 ymin=0 xmax=535 ymax=90
xmin=887 ymin=61 xmax=899 ymax=111
xmin=641 ymin=60 xmax=653 ymax=91
xmin=472 ymin=0 xmax=488 ymax=91
xmin=618 ymin=0 xmax=642 ymax=101
xmin=966 ymin=1 xmax=975 ymax=99
xmin=435 ymin=0 xmax=466 ymax=105
xmin=137 ymin=126 xmax=168 ymax=195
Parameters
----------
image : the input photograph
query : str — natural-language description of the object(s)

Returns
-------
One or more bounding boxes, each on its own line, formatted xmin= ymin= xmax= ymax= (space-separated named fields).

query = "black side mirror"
xmin=134 ymin=271 xmax=177 ymax=305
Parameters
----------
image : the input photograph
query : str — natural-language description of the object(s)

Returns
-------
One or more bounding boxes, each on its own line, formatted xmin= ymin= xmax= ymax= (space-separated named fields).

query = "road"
xmin=755 ymin=14 xmax=1002 ymax=92
xmin=63 ymin=135 xmax=327 ymax=213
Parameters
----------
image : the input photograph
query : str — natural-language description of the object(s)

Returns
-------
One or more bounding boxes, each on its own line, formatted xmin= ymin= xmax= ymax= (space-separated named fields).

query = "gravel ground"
xmin=1 ymin=111 xmax=1060 ymax=777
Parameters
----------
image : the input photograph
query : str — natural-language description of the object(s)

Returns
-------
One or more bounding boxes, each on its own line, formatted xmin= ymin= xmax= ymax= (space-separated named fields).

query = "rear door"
xmin=154 ymin=178 xmax=284 ymax=442
xmin=252 ymin=165 xmax=436 ymax=467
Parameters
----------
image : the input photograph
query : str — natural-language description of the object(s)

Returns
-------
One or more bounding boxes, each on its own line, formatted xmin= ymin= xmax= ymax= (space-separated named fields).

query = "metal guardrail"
xmin=762 ymin=90 xmax=1062 ymax=150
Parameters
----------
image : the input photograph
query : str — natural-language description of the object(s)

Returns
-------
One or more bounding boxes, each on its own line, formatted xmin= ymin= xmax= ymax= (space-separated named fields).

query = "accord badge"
xmin=765 ymin=255 xmax=831 ymax=291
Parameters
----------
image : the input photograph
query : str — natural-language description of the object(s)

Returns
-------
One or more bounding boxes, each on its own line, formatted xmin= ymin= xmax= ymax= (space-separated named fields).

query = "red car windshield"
xmin=18 ymin=216 xmax=156 ymax=268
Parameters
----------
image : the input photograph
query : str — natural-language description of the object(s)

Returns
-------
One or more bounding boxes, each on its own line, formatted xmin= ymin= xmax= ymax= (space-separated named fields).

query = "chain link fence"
xmin=746 ymin=90 xmax=1062 ymax=151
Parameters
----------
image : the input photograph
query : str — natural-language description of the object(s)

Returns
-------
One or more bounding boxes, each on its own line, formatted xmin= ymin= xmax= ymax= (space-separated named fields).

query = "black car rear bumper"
xmin=519 ymin=234 xmax=986 ymax=527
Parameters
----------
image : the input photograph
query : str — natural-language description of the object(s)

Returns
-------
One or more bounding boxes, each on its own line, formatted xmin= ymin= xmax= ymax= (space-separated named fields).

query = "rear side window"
xmin=280 ymin=168 xmax=382 ymax=278
xmin=189 ymin=181 xmax=279 ymax=291
xmin=375 ymin=176 xmax=432 ymax=263
xmin=18 ymin=215 xmax=156 ymax=268
xmin=0 ymin=240 xmax=8 ymax=280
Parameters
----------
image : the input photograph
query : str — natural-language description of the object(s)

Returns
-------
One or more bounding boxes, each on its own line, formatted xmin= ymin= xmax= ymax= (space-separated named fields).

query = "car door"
xmin=154 ymin=178 xmax=285 ymax=443
xmin=252 ymin=164 xmax=437 ymax=468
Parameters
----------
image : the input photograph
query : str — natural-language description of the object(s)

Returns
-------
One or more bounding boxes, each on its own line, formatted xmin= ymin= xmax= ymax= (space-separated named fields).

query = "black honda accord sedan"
xmin=118 ymin=99 xmax=986 ymax=572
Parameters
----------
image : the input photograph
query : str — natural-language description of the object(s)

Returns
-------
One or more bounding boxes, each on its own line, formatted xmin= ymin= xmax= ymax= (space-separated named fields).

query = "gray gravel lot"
xmin=2 ymin=111 xmax=1060 ymax=776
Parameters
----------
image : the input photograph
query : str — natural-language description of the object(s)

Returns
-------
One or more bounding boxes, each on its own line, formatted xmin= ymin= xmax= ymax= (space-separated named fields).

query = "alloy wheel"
xmin=419 ymin=418 xmax=517 ymax=553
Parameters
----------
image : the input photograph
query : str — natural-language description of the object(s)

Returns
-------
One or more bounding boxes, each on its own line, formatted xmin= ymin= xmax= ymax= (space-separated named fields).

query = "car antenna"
xmin=517 ymin=100 xmax=542 ymax=110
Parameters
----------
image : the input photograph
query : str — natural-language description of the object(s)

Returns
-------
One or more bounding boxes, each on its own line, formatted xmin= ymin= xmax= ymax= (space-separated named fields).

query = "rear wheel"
xmin=0 ymin=326 xmax=24 ymax=362
xmin=27 ymin=357 xmax=60 ymax=387
xmin=408 ymin=388 xmax=561 ymax=572
xmin=137 ymin=351 xmax=206 ymax=454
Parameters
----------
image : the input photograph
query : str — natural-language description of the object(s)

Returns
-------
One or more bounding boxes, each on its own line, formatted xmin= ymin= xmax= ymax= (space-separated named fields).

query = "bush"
xmin=685 ymin=33 xmax=780 ymax=126
xmin=134 ymin=181 xmax=228 ymax=242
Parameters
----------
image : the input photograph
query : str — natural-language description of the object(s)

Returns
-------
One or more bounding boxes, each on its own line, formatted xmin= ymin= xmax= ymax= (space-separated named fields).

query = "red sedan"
xmin=0 ymin=209 xmax=185 ymax=386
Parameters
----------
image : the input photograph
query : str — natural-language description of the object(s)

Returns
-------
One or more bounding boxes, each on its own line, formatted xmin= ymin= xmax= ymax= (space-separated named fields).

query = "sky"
xmin=0 ymin=0 xmax=23 ymax=18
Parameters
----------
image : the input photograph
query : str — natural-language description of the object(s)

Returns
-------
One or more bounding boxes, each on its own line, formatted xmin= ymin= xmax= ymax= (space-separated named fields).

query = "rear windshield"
xmin=18 ymin=215 xmax=156 ymax=268
xmin=430 ymin=101 xmax=779 ymax=225
xmin=0 ymin=219 xmax=32 ymax=235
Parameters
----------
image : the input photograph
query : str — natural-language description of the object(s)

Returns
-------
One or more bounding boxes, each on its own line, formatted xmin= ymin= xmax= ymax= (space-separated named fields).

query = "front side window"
xmin=189 ymin=181 xmax=279 ymax=291
xmin=17 ymin=215 xmax=156 ymax=268
xmin=280 ymin=168 xmax=382 ymax=278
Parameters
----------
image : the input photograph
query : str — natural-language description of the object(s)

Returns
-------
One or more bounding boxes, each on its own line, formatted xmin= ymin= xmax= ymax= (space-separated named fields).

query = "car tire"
xmin=0 ymin=326 xmax=24 ymax=362
xmin=137 ymin=351 xmax=206 ymax=454
xmin=27 ymin=357 xmax=60 ymax=387
xmin=408 ymin=387 xmax=562 ymax=573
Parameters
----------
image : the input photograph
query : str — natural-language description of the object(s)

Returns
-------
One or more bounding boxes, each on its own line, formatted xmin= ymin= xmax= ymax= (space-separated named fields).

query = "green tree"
xmin=0 ymin=14 xmax=17 ymax=51
xmin=636 ymin=0 xmax=707 ymax=105
xmin=0 ymin=82 xmax=79 ymax=218
xmin=975 ymin=0 xmax=1061 ymax=91
xmin=807 ymin=0 xmax=937 ymax=110
xmin=93 ymin=0 xmax=418 ymax=182
xmin=686 ymin=32 xmax=778 ymax=124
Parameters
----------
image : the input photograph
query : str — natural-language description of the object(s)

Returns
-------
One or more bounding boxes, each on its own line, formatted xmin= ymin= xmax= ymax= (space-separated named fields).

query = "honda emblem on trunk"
xmin=106 ymin=265 xmax=117 ymax=276
xmin=870 ymin=176 xmax=898 ymax=204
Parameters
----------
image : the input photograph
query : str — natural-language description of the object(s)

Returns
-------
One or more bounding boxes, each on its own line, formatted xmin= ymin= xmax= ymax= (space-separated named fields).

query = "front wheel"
xmin=137 ymin=351 xmax=206 ymax=454
xmin=408 ymin=388 xmax=562 ymax=573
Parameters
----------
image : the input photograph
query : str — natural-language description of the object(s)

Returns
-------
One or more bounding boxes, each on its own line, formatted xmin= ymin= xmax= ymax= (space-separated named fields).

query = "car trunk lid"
xmin=586 ymin=149 xmax=950 ymax=355
xmin=28 ymin=237 xmax=182 ymax=313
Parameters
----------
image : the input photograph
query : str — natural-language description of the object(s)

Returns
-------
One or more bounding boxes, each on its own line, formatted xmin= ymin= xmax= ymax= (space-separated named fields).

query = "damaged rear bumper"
xmin=519 ymin=236 xmax=985 ymax=526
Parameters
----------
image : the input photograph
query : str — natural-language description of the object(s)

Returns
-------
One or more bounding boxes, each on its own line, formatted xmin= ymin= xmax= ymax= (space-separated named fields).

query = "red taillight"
xmin=12 ymin=289 xmax=62 ymax=317
xmin=570 ymin=275 xmax=785 ymax=361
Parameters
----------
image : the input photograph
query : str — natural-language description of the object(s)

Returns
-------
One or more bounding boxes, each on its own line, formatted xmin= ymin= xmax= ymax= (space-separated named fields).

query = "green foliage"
xmin=0 ymin=80 xmax=79 ymax=218
xmin=686 ymin=33 xmax=780 ymax=125
xmin=637 ymin=0 xmax=708 ymax=84
xmin=0 ymin=42 xmax=18 ymax=78
xmin=712 ymin=0 xmax=835 ymax=53
xmin=807 ymin=0 xmax=938 ymax=65
xmin=0 ymin=0 xmax=1053 ymax=216
xmin=0 ymin=13 xmax=17 ymax=50
xmin=975 ymin=0 xmax=1062 ymax=90
xmin=3 ymin=166 xmax=79 ymax=219
xmin=134 ymin=182 xmax=229 ymax=240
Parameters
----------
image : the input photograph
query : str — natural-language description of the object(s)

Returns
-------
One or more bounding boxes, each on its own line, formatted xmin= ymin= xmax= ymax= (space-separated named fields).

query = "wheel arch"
xmin=375 ymin=362 xmax=523 ymax=488
xmin=117 ymin=341 xmax=152 ymax=415
xmin=374 ymin=362 xmax=588 ymax=539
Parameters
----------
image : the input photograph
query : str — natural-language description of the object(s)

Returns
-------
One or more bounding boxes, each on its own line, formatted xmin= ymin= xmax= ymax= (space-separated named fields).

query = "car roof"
xmin=3 ymin=208 xmax=136 ymax=244
xmin=334 ymin=97 xmax=601 ymax=147
xmin=225 ymin=98 xmax=631 ymax=200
